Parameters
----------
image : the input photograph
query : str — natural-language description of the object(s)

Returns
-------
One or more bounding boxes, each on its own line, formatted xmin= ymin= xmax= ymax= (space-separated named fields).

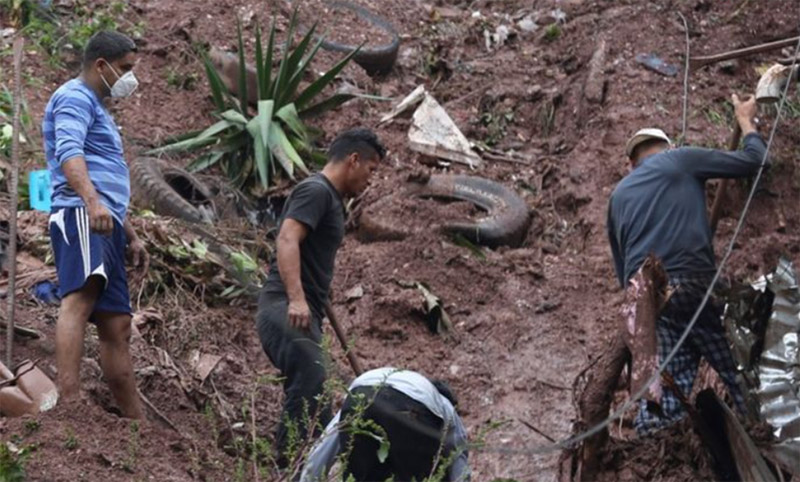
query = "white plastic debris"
xmin=518 ymin=15 xmax=538 ymax=33
xmin=551 ymin=8 xmax=567 ymax=24
xmin=378 ymin=84 xmax=426 ymax=125
xmin=408 ymin=94 xmax=482 ymax=168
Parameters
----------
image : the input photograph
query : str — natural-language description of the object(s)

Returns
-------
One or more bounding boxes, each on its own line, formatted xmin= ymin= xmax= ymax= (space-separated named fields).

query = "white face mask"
xmin=101 ymin=62 xmax=139 ymax=98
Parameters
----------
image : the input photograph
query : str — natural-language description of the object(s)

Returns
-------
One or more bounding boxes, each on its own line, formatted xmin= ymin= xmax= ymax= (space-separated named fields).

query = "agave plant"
xmin=149 ymin=10 xmax=361 ymax=193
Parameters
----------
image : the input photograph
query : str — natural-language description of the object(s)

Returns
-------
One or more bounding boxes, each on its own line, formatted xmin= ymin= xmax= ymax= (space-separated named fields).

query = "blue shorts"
xmin=49 ymin=206 xmax=131 ymax=317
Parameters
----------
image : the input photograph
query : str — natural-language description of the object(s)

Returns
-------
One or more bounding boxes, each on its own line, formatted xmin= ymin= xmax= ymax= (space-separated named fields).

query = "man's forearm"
xmin=276 ymin=238 xmax=306 ymax=303
xmin=62 ymin=156 xmax=101 ymax=206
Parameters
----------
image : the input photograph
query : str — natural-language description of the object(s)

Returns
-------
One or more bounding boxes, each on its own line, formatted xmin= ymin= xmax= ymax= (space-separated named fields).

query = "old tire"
xmin=292 ymin=0 xmax=400 ymax=76
xmin=131 ymin=157 xmax=215 ymax=224
xmin=359 ymin=174 xmax=531 ymax=248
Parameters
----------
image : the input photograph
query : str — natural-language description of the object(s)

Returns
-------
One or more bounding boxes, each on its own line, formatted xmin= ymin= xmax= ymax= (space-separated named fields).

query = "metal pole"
xmin=6 ymin=36 xmax=24 ymax=367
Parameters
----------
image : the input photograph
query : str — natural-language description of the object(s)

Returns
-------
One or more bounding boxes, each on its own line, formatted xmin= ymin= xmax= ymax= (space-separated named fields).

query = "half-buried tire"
xmin=291 ymin=0 xmax=400 ymax=76
xmin=359 ymin=174 xmax=531 ymax=248
xmin=131 ymin=157 xmax=215 ymax=224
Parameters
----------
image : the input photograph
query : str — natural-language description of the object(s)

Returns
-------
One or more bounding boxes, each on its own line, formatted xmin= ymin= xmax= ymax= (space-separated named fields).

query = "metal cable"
xmin=475 ymin=33 xmax=800 ymax=457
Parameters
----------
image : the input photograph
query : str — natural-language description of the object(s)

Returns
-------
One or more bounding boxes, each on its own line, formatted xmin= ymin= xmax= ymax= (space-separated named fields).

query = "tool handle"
xmin=709 ymin=124 xmax=742 ymax=235
xmin=325 ymin=303 xmax=364 ymax=376
xmin=690 ymin=36 xmax=800 ymax=71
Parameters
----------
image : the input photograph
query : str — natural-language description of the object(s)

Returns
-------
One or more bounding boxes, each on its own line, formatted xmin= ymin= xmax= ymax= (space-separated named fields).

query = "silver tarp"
xmin=725 ymin=258 xmax=800 ymax=473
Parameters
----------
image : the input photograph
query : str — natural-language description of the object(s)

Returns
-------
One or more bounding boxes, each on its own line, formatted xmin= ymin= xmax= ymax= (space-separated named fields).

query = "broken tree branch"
xmin=519 ymin=418 xmax=557 ymax=443
xmin=574 ymin=333 xmax=630 ymax=482
xmin=138 ymin=387 xmax=183 ymax=436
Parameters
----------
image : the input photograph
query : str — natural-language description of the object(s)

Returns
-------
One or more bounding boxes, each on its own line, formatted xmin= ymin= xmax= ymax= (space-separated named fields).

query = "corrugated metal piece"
xmin=726 ymin=258 xmax=800 ymax=474
xmin=756 ymin=258 xmax=800 ymax=473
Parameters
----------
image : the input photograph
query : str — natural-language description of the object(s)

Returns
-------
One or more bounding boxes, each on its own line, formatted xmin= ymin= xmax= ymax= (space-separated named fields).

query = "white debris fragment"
xmin=551 ymin=8 xmax=567 ymax=24
xmin=518 ymin=15 xmax=538 ymax=33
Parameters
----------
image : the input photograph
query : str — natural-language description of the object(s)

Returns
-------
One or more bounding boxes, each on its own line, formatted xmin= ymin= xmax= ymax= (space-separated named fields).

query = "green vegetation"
xmin=479 ymin=109 xmax=515 ymax=146
xmin=12 ymin=0 xmax=143 ymax=68
xmin=544 ymin=23 xmax=561 ymax=42
xmin=0 ymin=442 xmax=33 ymax=482
xmin=63 ymin=427 xmax=78 ymax=450
xmin=149 ymin=10 xmax=363 ymax=195
xmin=122 ymin=421 xmax=140 ymax=473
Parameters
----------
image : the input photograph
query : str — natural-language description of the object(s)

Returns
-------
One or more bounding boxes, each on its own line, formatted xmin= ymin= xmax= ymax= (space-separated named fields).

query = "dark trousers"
xmin=341 ymin=386 xmax=445 ymax=482
xmin=256 ymin=291 xmax=331 ymax=465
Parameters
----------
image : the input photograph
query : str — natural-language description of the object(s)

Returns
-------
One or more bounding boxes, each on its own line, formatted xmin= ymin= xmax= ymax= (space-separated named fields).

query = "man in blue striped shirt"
xmin=43 ymin=31 xmax=148 ymax=418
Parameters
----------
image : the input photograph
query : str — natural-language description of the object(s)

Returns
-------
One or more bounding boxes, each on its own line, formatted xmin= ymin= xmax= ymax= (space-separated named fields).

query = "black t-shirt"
xmin=263 ymin=174 xmax=345 ymax=319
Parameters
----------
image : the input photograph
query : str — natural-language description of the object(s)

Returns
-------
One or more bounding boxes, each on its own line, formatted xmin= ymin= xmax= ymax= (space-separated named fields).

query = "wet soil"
xmin=1 ymin=0 xmax=800 ymax=480
xmin=293 ymin=0 xmax=397 ymax=46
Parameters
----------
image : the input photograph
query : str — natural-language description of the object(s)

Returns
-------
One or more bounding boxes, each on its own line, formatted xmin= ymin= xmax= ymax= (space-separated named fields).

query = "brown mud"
xmin=1 ymin=0 xmax=799 ymax=480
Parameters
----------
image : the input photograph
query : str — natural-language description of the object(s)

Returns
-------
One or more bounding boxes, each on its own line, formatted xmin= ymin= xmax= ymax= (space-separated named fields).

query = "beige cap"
xmin=625 ymin=128 xmax=672 ymax=158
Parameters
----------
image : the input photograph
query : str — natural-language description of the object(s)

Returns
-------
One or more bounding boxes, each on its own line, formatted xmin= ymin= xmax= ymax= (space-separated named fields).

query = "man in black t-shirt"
xmin=256 ymin=128 xmax=386 ymax=465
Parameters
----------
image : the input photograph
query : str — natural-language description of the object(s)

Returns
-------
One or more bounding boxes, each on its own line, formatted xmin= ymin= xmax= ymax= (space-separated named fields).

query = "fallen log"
xmin=565 ymin=254 xmax=669 ymax=482
xmin=574 ymin=333 xmax=629 ymax=482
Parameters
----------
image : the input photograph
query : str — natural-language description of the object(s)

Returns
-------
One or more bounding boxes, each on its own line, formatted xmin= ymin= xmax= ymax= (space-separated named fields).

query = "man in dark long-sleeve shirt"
xmin=607 ymin=93 xmax=764 ymax=434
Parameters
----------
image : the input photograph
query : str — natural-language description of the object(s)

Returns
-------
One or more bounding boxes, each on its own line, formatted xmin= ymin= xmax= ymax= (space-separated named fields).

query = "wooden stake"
xmin=5 ymin=36 xmax=24 ymax=367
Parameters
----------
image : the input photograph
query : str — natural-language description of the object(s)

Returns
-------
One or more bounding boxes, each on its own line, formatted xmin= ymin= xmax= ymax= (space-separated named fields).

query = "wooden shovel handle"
xmin=709 ymin=124 xmax=742 ymax=235
xmin=325 ymin=303 xmax=364 ymax=376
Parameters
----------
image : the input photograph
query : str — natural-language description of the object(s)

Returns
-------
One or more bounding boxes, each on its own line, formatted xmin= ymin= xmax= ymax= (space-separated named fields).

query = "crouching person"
xmin=301 ymin=367 xmax=471 ymax=482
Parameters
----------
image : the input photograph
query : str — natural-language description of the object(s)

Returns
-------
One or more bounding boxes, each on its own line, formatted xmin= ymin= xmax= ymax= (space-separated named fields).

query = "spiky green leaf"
xmin=277 ymin=22 xmax=318 ymax=106
xmin=254 ymin=23 xmax=266 ymax=101
xmin=294 ymin=43 xmax=363 ymax=109
xmin=268 ymin=122 xmax=310 ymax=178
xmin=236 ymin=18 xmax=249 ymax=114
xmin=271 ymin=7 xmax=299 ymax=106
xmin=263 ymin=17 xmax=277 ymax=100
xmin=275 ymin=103 xmax=307 ymax=142
xmin=298 ymin=93 xmax=355 ymax=119
xmin=186 ymin=150 xmax=225 ymax=172
xmin=252 ymin=132 xmax=270 ymax=188
xmin=196 ymin=119 xmax=236 ymax=140
xmin=203 ymin=54 xmax=227 ymax=111
xmin=145 ymin=136 xmax=218 ymax=155
xmin=257 ymin=100 xmax=274 ymax=150
xmin=221 ymin=109 xmax=249 ymax=126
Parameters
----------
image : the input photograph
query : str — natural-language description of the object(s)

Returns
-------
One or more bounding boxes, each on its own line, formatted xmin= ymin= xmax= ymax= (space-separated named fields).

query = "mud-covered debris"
xmin=518 ymin=15 xmax=538 ymax=33
xmin=584 ymin=40 xmax=607 ymax=104
xmin=635 ymin=53 xmax=679 ymax=77
xmin=416 ymin=282 xmax=453 ymax=335
xmin=189 ymin=350 xmax=222 ymax=383
xmin=719 ymin=59 xmax=739 ymax=74
xmin=345 ymin=285 xmax=364 ymax=301
xmin=131 ymin=309 xmax=165 ymax=336
xmin=408 ymin=94 xmax=482 ymax=168
xmin=484 ymin=25 xmax=513 ymax=51
xmin=0 ymin=360 xmax=58 ymax=417
xmin=378 ymin=84 xmax=426 ymax=125
xmin=755 ymin=63 xmax=798 ymax=104
xmin=396 ymin=280 xmax=454 ymax=335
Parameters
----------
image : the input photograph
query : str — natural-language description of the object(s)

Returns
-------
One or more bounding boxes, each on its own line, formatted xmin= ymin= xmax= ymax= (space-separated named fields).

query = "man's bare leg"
xmin=95 ymin=311 xmax=142 ymax=419
xmin=56 ymin=276 xmax=103 ymax=400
